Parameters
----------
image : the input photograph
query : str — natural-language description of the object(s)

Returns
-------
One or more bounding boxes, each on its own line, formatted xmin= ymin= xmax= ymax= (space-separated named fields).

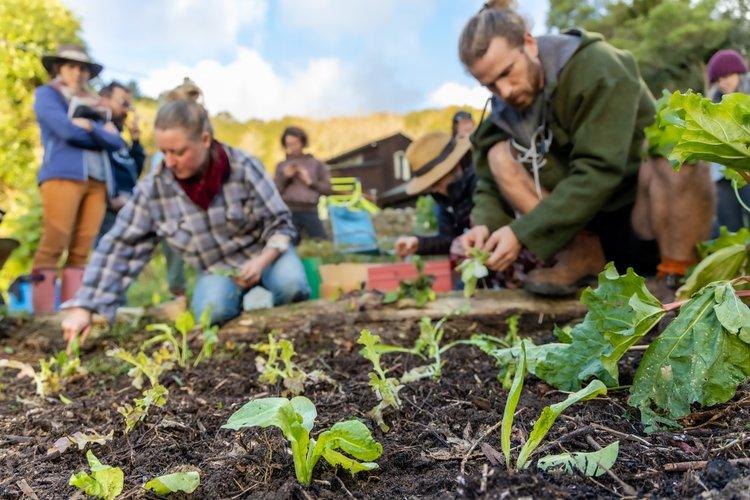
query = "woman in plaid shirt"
xmin=60 ymin=100 xmax=310 ymax=350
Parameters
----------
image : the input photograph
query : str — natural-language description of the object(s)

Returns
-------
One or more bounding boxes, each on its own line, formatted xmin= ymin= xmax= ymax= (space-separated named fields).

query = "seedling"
xmin=500 ymin=345 xmax=608 ymax=469
xmin=193 ymin=308 xmax=219 ymax=366
xmin=252 ymin=333 xmax=335 ymax=396
xmin=357 ymin=329 xmax=404 ymax=432
xmin=457 ymin=248 xmax=490 ymax=298
xmin=401 ymin=316 xmax=448 ymax=382
xmin=143 ymin=310 xmax=196 ymax=368
xmin=117 ymin=383 xmax=168 ymax=433
xmin=383 ymin=256 xmax=436 ymax=307
xmin=537 ymin=441 xmax=619 ymax=477
xmin=223 ymin=396 xmax=382 ymax=486
xmin=107 ymin=348 xmax=173 ymax=389
xmin=69 ymin=450 xmax=123 ymax=500
xmin=31 ymin=343 xmax=88 ymax=397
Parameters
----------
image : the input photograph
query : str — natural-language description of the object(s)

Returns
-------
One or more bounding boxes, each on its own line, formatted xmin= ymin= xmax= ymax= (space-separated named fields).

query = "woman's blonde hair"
xmin=154 ymin=100 xmax=213 ymax=140
xmin=458 ymin=0 xmax=527 ymax=68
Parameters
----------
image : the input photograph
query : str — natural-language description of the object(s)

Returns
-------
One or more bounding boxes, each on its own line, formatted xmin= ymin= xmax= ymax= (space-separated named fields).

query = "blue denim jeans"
xmin=191 ymin=248 xmax=310 ymax=324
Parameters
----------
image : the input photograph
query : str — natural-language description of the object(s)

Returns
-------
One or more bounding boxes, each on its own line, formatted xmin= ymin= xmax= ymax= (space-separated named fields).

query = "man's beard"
xmin=508 ymin=55 xmax=543 ymax=110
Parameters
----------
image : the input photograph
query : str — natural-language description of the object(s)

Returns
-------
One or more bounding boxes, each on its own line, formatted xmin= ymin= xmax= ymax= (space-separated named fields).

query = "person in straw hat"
xmin=31 ymin=44 xmax=126 ymax=314
xmin=394 ymin=132 xmax=476 ymax=257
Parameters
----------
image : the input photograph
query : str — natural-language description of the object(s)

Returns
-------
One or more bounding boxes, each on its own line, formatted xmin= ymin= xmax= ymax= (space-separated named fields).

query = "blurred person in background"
xmin=274 ymin=126 xmax=332 ymax=240
xmin=32 ymin=44 xmax=125 ymax=313
xmin=451 ymin=110 xmax=476 ymax=138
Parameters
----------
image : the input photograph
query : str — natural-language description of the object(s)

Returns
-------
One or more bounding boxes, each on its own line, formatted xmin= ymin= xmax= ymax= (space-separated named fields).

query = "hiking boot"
xmin=146 ymin=295 xmax=187 ymax=322
xmin=523 ymin=232 xmax=606 ymax=297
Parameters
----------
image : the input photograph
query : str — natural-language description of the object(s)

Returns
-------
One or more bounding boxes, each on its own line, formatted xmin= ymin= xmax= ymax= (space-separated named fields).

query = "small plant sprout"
xmin=68 ymin=450 xmax=124 ymax=500
xmin=222 ymin=396 xmax=382 ymax=486
xmin=382 ymin=256 xmax=437 ymax=307
xmin=252 ymin=332 xmax=336 ymax=396
xmin=193 ymin=308 xmax=219 ymax=366
xmin=33 ymin=342 xmax=88 ymax=397
xmin=401 ymin=316 xmax=449 ymax=382
xmin=500 ymin=345 xmax=608 ymax=469
xmin=106 ymin=348 xmax=173 ymax=389
xmin=457 ymin=248 xmax=490 ymax=298
xmin=117 ymin=383 xmax=169 ymax=433
xmin=357 ymin=329 xmax=404 ymax=432
xmin=144 ymin=310 xmax=195 ymax=368
xmin=537 ymin=441 xmax=620 ymax=477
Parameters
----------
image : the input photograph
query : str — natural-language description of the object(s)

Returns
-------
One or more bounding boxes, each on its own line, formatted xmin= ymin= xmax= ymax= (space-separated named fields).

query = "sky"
xmin=61 ymin=0 xmax=549 ymax=121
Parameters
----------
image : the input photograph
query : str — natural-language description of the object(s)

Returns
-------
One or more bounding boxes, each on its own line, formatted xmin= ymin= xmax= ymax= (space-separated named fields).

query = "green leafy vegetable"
xmin=697 ymin=227 xmax=750 ymax=259
xmin=222 ymin=396 xmax=382 ymax=486
xmin=677 ymin=244 xmax=749 ymax=299
xmin=144 ymin=471 xmax=200 ymax=495
xmin=537 ymin=441 xmax=619 ymax=477
xmin=193 ymin=308 xmax=219 ymax=366
xmin=68 ymin=450 xmax=124 ymax=500
xmin=645 ymin=90 xmax=750 ymax=186
xmin=629 ymin=282 xmax=750 ymax=432
xmin=117 ymin=384 xmax=169 ymax=433
xmin=144 ymin=310 xmax=196 ymax=368
xmin=401 ymin=316 xmax=448 ymax=382
xmin=382 ymin=256 xmax=436 ymax=307
xmin=516 ymin=380 xmax=608 ymax=469
xmin=357 ymin=330 xmax=404 ymax=431
xmin=457 ymin=248 xmax=490 ymax=298
xmin=501 ymin=343 xmax=526 ymax=468
xmin=107 ymin=348 xmax=173 ymax=390
xmin=534 ymin=264 xmax=665 ymax=390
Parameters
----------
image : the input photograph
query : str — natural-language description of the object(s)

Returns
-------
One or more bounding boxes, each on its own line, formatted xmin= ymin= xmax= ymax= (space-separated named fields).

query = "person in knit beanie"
xmin=706 ymin=49 xmax=750 ymax=233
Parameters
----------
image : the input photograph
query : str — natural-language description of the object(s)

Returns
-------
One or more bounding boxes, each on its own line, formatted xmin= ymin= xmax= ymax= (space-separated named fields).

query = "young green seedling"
xmin=401 ymin=316 xmax=448 ymax=382
xmin=253 ymin=332 xmax=308 ymax=395
xmin=457 ymin=248 xmax=490 ymax=298
xmin=193 ymin=308 xmax=219 ymax=366
xmin=222 ymin=396 xmax=382 ymax=486
xmin=383 ymin=256 xmax=437 ymax=307
xmin=107 ymin=348 xmax=173 ymax=389
xmin=144 ymin=310 xmax=195 ymax=368
xmin=144 ymin=471 xmax=200 ymax=495
xmin=69 ymin=450 xmax=124 ymax=500
xmin=357 ymin=329 xmax=404 ymax=432
xmin=117 ymin=383 xmax=169 ymax=433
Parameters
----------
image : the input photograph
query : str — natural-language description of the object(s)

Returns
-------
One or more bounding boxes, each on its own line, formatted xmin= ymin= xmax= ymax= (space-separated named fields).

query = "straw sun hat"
xmin=405 ymin=132 xmax=472 ymax=195
xmin=41 ymin=44 xmax=103 ymax=79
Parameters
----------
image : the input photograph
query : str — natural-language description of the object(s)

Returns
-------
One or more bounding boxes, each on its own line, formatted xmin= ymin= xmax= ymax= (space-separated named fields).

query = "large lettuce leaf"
xmin=629 ymin=282 xmax=750 ymax=432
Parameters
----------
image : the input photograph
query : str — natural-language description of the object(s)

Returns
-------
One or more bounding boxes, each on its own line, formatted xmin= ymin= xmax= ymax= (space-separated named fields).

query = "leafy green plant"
xmin=117 ymin=384 xmax=169 ymax=433
xmin=383 ymin=256 xmax=436 ymax=307
xmin=537 ymin=441 xmax=619 ymax=477
xmin=253 ymin=333 xmax=305 ymax=395
xmin=193 ymin=308 xmax=219 ymax=366
xmin=677 ymin=228 xmax=750 ymax=299
xmin=629 ymin=280 xmax=750 ymax=432
xmin=500 ymin=349 xmax=608 ymax=470
xmin=414 ymin=194 xmax=437 ymax=234
xmin=646 ymin=90 xmax=750 ymax=186
xmin=144 ymin=310 xmax=195 ymax=368
xmin=457 ymin=248 xmax=490 ymax=298
xmin=107 ymin=348 xmax=173 ymax=389
xmin=357 ymin=329 xmax=404 ymax=431
xmin=144 ymin=471 xmax=200 ymax=495
xmin=401 ymin=316 xmax=448 ymax=382
xmin=69 ymin=450 xmax=124 ymax=500
xmin=222 ymin=396 xmax=382 ymax=486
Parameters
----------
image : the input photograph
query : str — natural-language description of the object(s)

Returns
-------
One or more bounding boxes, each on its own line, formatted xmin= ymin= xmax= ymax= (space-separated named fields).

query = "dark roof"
xmin=326 ymin=132 xmax=411 ymax=164
xmin=329 ymin=159 xmax=382 ymax=171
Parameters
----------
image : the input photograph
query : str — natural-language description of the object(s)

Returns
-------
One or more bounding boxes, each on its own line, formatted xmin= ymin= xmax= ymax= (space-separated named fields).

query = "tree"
xmin=547 ymin=0 xmax=733 ymax=93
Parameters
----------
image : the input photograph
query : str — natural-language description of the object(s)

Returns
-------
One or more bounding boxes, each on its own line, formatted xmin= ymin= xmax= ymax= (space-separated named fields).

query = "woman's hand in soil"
xmin=395 ymin=236 xmax=419 ymax=258
xmin=461 ymin=225 xmax=490 ymax=253
xmin=484 ymin=225 xmax=522 ymax=271
xmin=61 ymin=307 xmax=93 ymax=354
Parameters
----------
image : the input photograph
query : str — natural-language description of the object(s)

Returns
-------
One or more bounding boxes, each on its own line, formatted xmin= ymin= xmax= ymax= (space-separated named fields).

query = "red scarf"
xmin=177 ymin=141 xmax=230 ymax=210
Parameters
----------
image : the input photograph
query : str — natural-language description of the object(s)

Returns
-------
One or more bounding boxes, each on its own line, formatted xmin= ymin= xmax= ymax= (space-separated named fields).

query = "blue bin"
xmin=7 ymin=282 xmax=33 ymax=314
xmin=328 ymin=205 xmax=379 ymax=254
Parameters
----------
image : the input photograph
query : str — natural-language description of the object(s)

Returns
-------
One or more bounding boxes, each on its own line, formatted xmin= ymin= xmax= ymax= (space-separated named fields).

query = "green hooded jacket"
xmin=470 ymin=30 xmax=656 ymax=260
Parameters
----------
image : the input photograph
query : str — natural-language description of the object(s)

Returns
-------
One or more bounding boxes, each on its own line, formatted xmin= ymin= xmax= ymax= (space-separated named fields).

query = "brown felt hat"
xmin=405 ymin=132 xmax=472 ymax=195
xmin=42 ymin=44 xmax=103 ymax=79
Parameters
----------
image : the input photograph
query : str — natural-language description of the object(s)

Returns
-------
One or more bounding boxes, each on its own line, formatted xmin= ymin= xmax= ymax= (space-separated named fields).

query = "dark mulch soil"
xmin=0 ymin=310 xmax=748 ymax=499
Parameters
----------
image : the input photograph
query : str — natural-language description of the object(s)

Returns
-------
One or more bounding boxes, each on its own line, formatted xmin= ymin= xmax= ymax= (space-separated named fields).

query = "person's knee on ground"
xmin=191 ymin=274 xmax=243 ymax=325
xmin=261 ymin=249 xmax=310 ymax=306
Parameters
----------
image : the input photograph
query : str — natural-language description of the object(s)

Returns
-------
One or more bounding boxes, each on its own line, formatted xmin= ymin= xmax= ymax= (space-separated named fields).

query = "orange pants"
xmin=33 ymin=179 xmax=106 ymax=268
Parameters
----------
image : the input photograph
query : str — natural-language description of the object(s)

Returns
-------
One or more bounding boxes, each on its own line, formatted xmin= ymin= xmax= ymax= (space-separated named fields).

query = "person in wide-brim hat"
xmin=42 ymin=44 xmax=103 ymax=79
xmin=394 ymin=132 xmax=476 ymax=258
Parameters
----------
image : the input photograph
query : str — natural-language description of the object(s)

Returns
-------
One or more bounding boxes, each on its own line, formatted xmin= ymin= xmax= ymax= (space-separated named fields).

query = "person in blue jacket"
xmin=32 ymin=45 xmax=126 ymax=313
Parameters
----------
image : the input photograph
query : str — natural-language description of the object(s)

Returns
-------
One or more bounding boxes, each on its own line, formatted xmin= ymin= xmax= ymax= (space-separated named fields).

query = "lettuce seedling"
xmin=144 ymin=471 xmax=200 ymax=495
xmin=222 ymin=396 xmax=382 ymax=486
xmin=457 ymin=248 xmax=490 ymax=298
xmin=253 ymin=333 xmax=335 ymax=396
xmin=357 ymin=329 xmax=404 ymax=432
xmin=144 ymin=310 xmax=195 ymax=368
xmin=117 ymin=383 xmax=168 ymax=433
xmin=193 ymin=308 xmax=219 ymax=366
xmin=69 ymin=450 xmax=123 ymax=500
xmin=107 ymin=348 xmax=173 ymax=389
xmin=401 ymin=316 xmax=448 ymax=382
xmin=537 ymin=441 xmax=619 ymax=477
xmin=382 ymin=256 xmax=436 ymax=307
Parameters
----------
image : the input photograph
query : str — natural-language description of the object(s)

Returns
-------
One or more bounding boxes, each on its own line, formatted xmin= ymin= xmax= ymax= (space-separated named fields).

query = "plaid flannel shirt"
xmin=63 ymin=142 xmax=297 ymax=322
